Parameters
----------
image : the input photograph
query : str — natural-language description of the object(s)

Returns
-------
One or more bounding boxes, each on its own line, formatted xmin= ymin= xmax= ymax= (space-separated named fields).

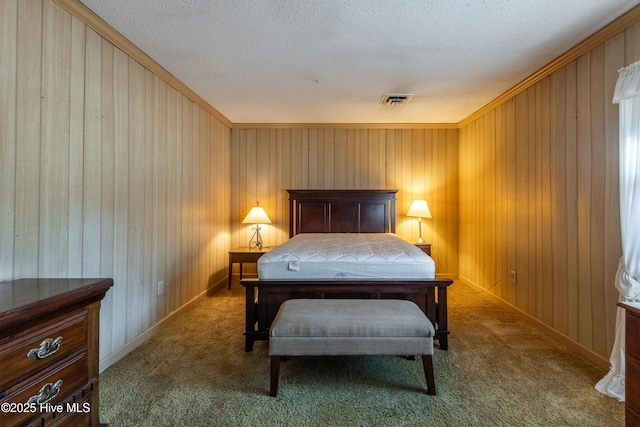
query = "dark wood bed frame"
xmin=241 ymin=189 xmax=454 ymax=351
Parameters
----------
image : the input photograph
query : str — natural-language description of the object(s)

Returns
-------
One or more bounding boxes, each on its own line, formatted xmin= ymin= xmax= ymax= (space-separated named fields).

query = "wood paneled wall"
xmin=459 ymin=23 xmax=640 ymax=359
xmin=0 ymin=0 xmax=231 ymax=362
xmin=230 ymin=128 xmax=459 ymax=276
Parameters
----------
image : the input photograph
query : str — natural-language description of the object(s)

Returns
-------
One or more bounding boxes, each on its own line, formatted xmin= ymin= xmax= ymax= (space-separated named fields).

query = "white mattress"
xmin=258 ymin=233 xmax=435 ymax=280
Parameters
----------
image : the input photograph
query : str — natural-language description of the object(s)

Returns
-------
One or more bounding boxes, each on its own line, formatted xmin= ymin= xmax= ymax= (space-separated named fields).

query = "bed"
xmin=240 ymin=189 xmax=454 ymax=351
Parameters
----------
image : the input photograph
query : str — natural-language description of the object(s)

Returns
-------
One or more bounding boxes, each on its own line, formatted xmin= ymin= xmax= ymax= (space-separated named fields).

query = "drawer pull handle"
xmin=27 ymin=336 xmax=63 ymax=360
xmin=26 ymin=380 xmax=63 ymax=405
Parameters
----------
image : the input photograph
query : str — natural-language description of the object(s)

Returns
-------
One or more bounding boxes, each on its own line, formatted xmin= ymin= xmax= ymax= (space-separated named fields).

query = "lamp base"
xmin=249 ymin=226 xmax=263 ymax=250
xmin=415 ymin=218 xmax=425 ymax=244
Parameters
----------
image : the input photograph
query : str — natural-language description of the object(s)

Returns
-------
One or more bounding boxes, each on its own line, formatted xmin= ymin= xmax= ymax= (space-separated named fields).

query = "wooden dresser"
xmin=620 ymin=302 xmax=640 ymax=426
xmin=0 ymin=278 xmax=113 ymax=427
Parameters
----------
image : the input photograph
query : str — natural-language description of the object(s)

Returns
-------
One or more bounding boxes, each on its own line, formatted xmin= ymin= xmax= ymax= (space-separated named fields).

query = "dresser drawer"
xmin=44 ymin=409 xmax=92 ymax=427
xmin=628 ymin=311 xmax=640 ymax=358
xmin=628 ymin=356 xmax=640 ymax=415
xmin=0 ymin=310 xmax=87 ymax=392
xmin=27 ymin=381 xmax=95 ymax=427
xmin=0 ymin=351 xmax=88 ymax=427
xmin=628 ymin=406 xmax=640 ymax=427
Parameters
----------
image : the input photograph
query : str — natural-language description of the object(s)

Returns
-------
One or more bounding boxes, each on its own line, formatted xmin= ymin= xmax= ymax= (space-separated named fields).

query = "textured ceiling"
xmin=79 ymin=0 xmax=639 ymax=124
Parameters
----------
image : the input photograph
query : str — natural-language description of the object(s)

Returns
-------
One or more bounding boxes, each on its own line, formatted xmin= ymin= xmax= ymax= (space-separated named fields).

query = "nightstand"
xmin=228 ymin=247 xmax=272 ymax=289
xmin=414 ymin=243 xmax=431 ymax=257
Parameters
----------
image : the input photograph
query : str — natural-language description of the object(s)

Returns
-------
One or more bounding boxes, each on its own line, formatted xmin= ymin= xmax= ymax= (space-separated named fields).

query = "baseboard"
xmin=458 ymin=275 xmax=610 ymax=371
xmin=99 ymin=276 xmax=227 ymax=373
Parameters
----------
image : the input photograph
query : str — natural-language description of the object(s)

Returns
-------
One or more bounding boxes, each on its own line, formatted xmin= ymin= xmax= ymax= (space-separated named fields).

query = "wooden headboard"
xmin=287 ymin=189 xmax=397 ymax=237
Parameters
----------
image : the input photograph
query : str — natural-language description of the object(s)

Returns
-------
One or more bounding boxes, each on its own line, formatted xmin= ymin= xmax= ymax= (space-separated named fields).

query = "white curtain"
xmin=595 ymin=59 xmax=640 ymax=402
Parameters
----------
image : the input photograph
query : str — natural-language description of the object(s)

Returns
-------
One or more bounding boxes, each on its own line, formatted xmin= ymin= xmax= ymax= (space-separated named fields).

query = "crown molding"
xmin=230 ymin=123 xmax=459 ymax=130
xmin=54 ymin=0 xmax=640 ymax=131
xmin=459 ymin=4 xmax=640 ymax=128
xmin=53 ymin=0 xmax=233 ymax=128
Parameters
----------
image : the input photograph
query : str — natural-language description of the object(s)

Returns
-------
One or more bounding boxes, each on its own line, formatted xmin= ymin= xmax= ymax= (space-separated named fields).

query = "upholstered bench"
xmin=269 ymin=299 xmax=436 ymax=397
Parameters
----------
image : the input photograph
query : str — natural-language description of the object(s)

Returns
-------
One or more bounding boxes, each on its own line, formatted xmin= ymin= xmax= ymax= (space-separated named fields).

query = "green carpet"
xmin=99 ymin=279 xmax=624 ymax=426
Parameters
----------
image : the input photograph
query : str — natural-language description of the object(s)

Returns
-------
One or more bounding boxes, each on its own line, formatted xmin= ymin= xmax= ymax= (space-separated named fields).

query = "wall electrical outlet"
xmin=157 ymin=280 xmax=164 ymax=295
xmin=510 ymin=271 xmax=518 ymax=284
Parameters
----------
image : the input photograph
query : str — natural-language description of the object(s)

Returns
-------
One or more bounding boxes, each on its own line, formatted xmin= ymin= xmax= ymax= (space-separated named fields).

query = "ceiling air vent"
xmin=380 ymin=92 xmax=414 ymax=106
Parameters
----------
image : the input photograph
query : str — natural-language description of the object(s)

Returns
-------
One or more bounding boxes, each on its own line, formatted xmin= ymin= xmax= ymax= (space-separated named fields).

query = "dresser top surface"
xmin=619 ymin=301 xmax=640 ymax=316
xmin=0 ymin=278 xmax=113 ymax=331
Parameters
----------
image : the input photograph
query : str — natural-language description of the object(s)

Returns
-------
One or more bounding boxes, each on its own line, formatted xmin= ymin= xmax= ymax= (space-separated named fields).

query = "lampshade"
xmin=242 ymin=206 xmax=272 ymax=224
xmin=406 ymin=200 xmax=432 ymax=219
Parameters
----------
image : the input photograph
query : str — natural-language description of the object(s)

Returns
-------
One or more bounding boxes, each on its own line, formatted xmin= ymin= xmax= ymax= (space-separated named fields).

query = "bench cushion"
xmin=269 ymin=299 xmax=435 ymax=356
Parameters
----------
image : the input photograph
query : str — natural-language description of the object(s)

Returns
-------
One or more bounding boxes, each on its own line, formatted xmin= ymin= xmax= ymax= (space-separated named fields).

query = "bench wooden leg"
xmin=422 ymin=355 xmax=436 ymax=395
xmin=270 ymin=355 xmax=281 ymax=397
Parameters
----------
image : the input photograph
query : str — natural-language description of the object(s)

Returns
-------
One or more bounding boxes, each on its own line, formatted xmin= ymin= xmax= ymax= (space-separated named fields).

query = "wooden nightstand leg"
xmin=239 ymin=263 xmax=243 ymax=281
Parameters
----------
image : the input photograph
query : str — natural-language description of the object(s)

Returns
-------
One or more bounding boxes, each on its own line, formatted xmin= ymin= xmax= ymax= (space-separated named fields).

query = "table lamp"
xmin=406 ymin=200 xmax=432 ymax=244
xmin=242 ymin=202 xmax=272 ymax=249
